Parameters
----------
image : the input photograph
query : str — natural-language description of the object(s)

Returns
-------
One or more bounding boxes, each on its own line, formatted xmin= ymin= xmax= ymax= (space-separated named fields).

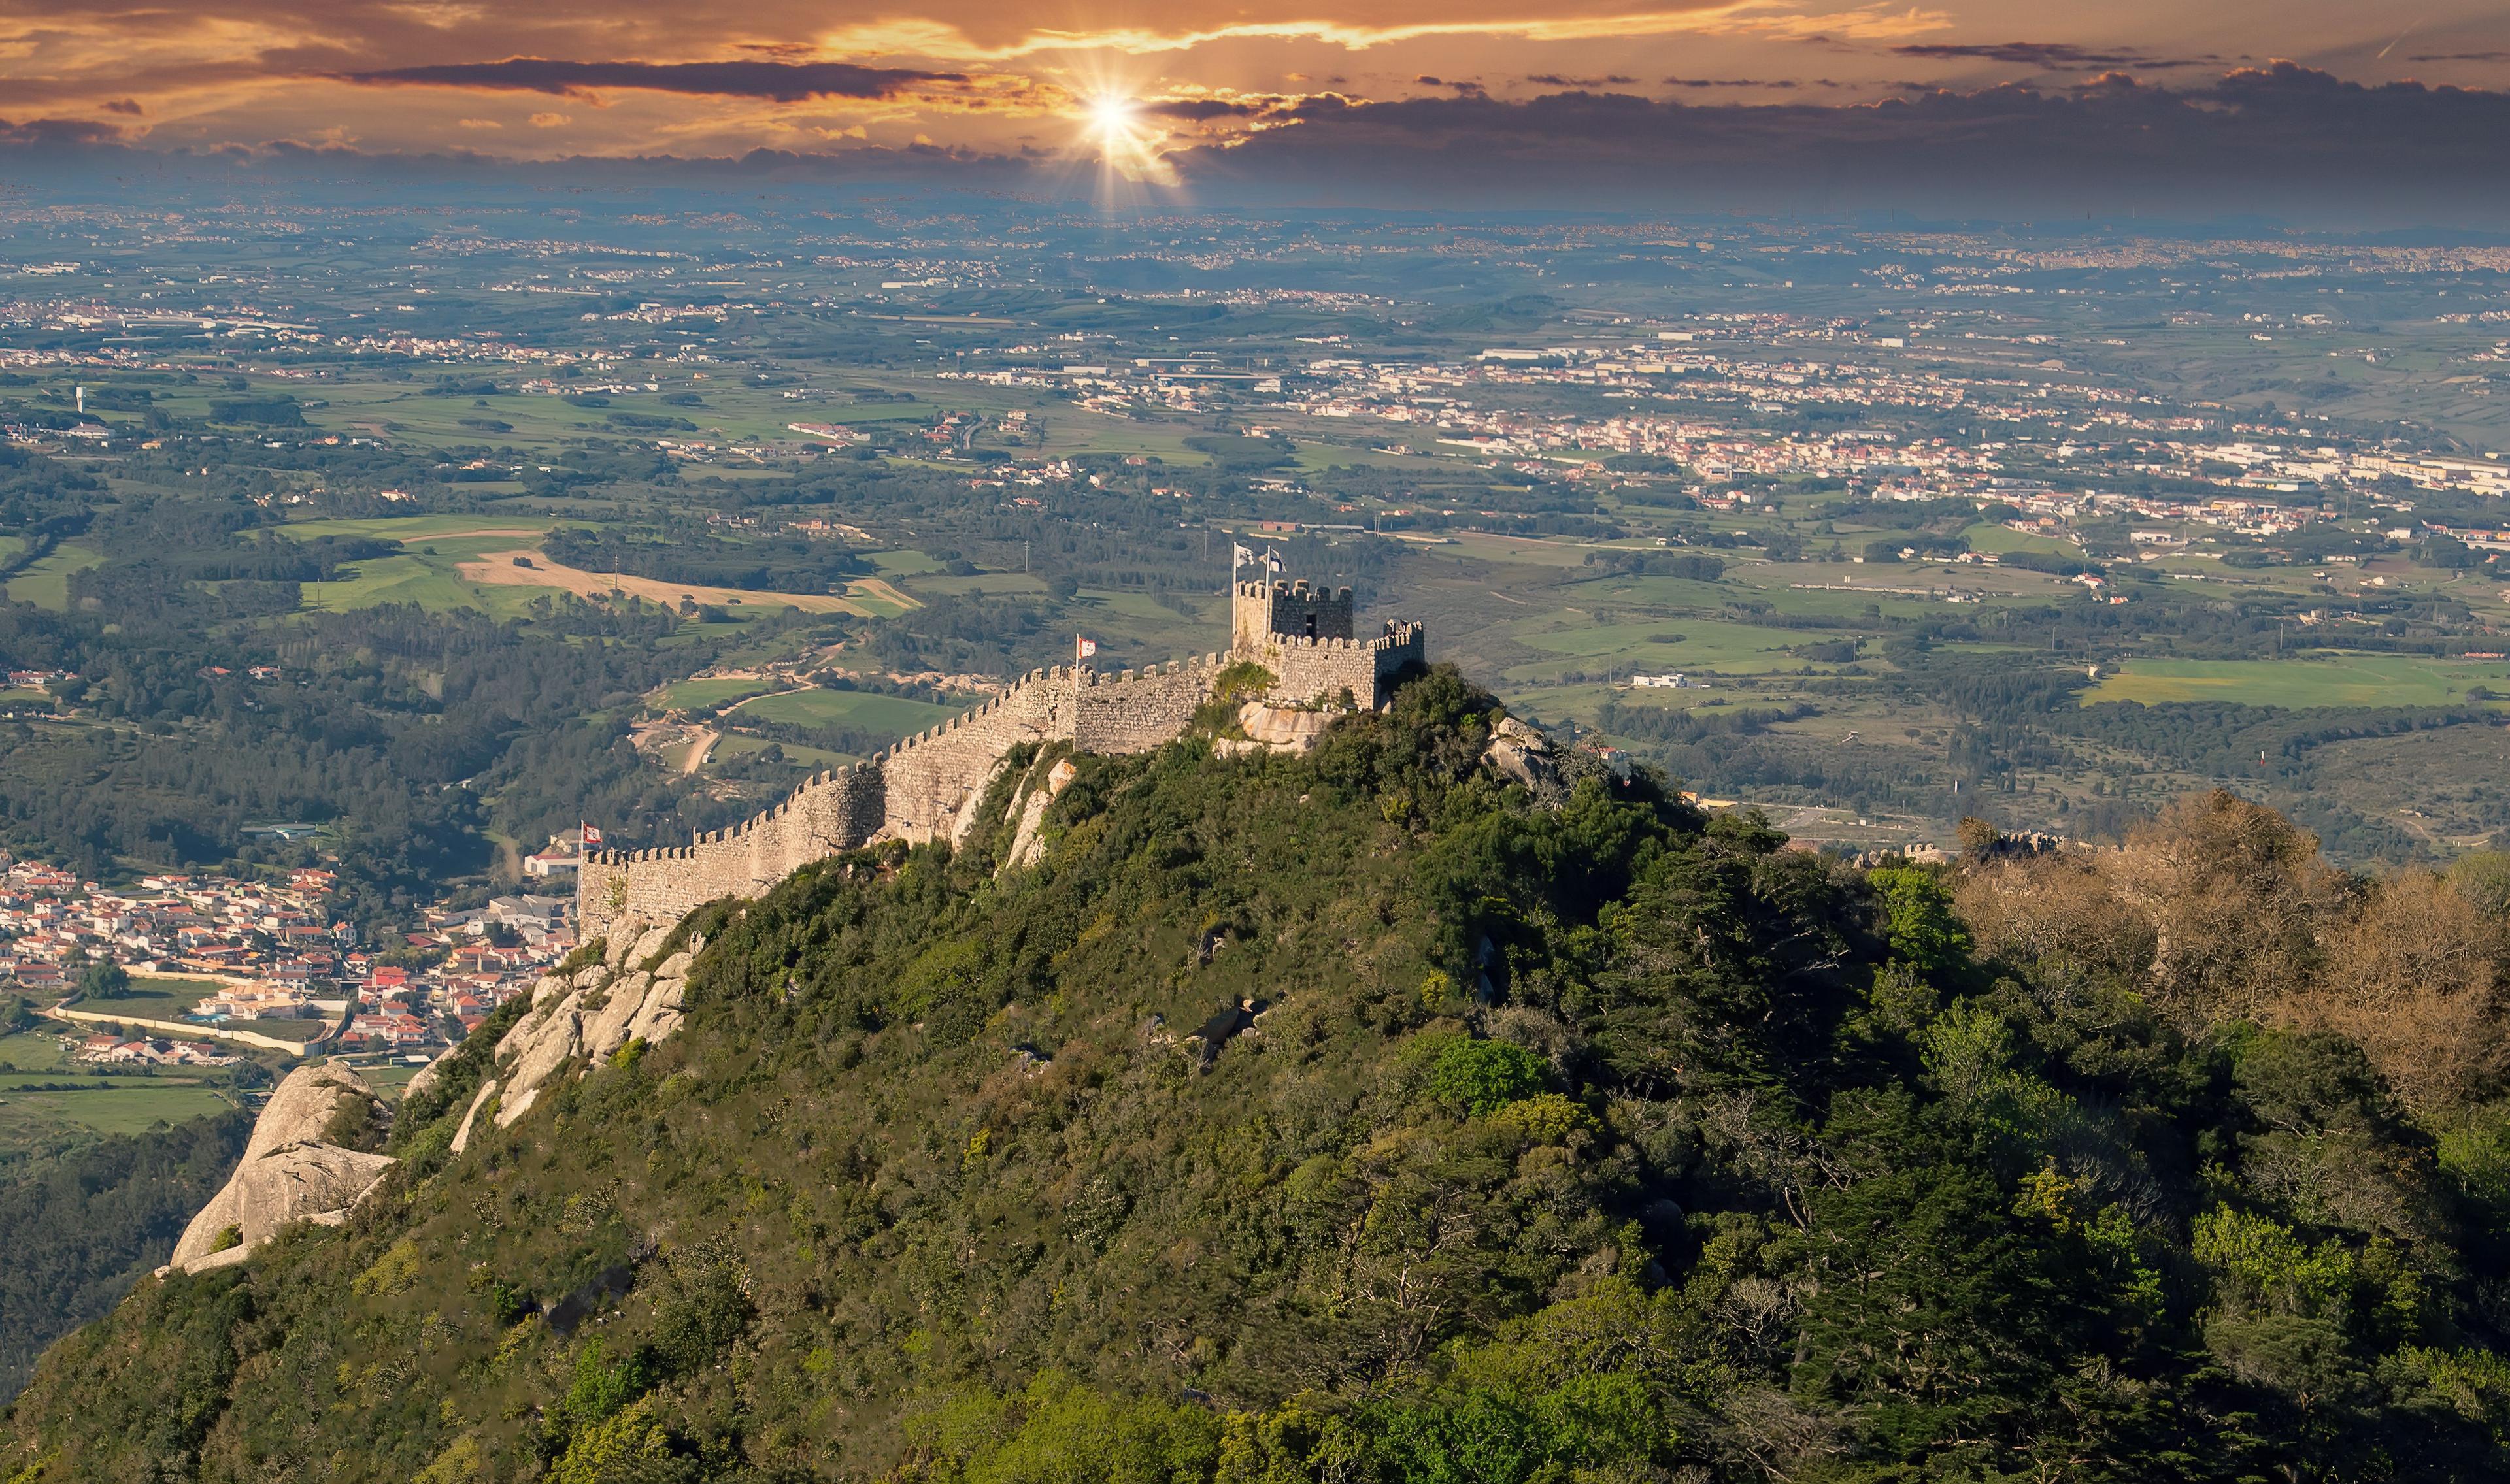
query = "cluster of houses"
xmin=0 ymin=851 xmax=578 ymax=1063
xmin=0 ymin=858 xmax=352 ymax=993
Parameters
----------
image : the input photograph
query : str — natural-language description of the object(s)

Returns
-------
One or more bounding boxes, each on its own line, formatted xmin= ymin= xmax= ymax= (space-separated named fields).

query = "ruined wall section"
xmin=578 ymin=659 xmax=1239 ymax=936
xmin=578 ymin=761 xmax=884 ymax=940
xmin=1074 ymin=657 xmax=1227 ymax=754
xmin=876 ymin=669 xmax=1071 ymax=844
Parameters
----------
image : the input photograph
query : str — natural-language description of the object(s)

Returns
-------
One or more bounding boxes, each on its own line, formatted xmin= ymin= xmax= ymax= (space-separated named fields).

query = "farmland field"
xmin=3 ymin=544 xmax=103 ymax=609
xmin=729 ymin=687 xmax=964 ymax=735
xmin=2084 ymin=653 xmax=2510 ymax=709
xmin=0 ymin=1080 xmax=239 ymax=1147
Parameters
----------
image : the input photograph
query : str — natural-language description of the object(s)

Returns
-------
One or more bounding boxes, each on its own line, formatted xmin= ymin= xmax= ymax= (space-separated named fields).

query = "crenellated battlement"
xmin=579 ymin=588 xmax=1428 ymax=940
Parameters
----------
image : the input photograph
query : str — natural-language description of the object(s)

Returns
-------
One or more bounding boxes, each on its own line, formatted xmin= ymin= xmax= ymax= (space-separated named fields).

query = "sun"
xmin=1089 ymin=94 xmax=1139 ymax=148
xmin=1072 ymin=88 xmax=1175 ymax=191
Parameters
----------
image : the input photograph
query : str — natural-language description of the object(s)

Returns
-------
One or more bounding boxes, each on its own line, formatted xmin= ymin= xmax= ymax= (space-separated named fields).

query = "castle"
xmin=577 ymin=580 xmax=1425 ymax=940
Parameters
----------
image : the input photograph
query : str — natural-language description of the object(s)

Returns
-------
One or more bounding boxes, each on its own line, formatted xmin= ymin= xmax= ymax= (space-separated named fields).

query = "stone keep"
xmin=578 ymin=582 xmax=1427 ymax=941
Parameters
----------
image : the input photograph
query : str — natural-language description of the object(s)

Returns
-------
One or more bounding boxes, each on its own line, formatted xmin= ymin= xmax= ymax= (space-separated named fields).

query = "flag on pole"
xmin=1263 ymin=547 xmax=1285 ymax=574
xmin=1077 ymin=635 xmax=1098 ymax=660
xmin=1232 ymin=542 xmax=1255 ymax=567
xmin=580 ymin=823 xmax=603 ymax=846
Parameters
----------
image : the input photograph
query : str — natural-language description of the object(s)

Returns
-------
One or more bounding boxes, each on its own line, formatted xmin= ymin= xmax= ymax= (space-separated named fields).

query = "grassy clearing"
xmin=0 ymin=1081 xmax=238 ymax=1145
xmin=3 ymin=544 xmax=103 ymax=610
xmin=279 ymin=514 xmax=578 ymax=542
xmin=660 ymin=676 xmax=779 ymax=711
xmin=1964 ymin=523 xmax=2091 ymax=558
xmin=708 ymin=733 xmax=854 ymax=768
xmin=297 ymin=536 xmax=544 ymax=619
xmin=729 ymin=688 xmax=964 ymax=736
xmin=1502 ymin=614 xmax=1828 ymax=680
xmin=2086 ymin=653 xmax=2510 ymax=709
xmin=84 ymin=977 xmax=225 ymax=1019
xmin=908 ymin=572 xmax=1050 ymax=597
xmin=0 ymin=1031 xmax=73 ymax=1072
xmin=869 ymin=549 xmax=943 ymax=576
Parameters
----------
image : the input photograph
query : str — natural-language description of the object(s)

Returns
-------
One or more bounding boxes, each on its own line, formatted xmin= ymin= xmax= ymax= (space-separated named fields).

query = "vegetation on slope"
xmin=0 ymin=1110 xmax=250 ymax=1400
xmin=11 ymin=670 xmax=2510 ymax=1481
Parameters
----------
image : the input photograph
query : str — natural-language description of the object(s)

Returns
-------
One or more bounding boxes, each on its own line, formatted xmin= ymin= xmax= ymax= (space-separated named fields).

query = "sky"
xmin=5 ymin=1 xmax=2510 ymax=218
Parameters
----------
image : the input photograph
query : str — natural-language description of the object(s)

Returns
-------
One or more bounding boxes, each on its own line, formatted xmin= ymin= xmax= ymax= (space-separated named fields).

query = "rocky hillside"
xmin=10 ymin=669 xmax=2510 ymax=1482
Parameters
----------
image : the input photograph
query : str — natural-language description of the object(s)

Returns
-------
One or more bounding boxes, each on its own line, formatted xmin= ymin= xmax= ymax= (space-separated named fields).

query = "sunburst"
xmin=1070 ymin=82 xmax=1178 ymax=203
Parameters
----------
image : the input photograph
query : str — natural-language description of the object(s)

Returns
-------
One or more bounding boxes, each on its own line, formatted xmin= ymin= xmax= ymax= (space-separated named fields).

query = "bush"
xmin=1428 ymin=1038 xmax=1548 ymax=1116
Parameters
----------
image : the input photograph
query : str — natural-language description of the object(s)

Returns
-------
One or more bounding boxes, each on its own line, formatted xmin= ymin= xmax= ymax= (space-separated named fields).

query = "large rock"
xmin=168 ymin=1064 xmax=395 ymax=1273
xmin=579 ymin=973 xmax=649 ymax=1064
xmin=448 ymin=1078 xmax=498 ymax=1155
xmin=495 ymin=990 xmax=584 ymax=1125
xmin=624 ymin=976 xmax=687 ymax=1047
xmin=1219 ymin=701 xmax=1335 ymax=756
xmin=478 ymin=937 xmax=705 ymax=1140
xmin=1004 ymin=757 xmax=1079 ymax=871
xmin=1485 ymin=716 xmax=1561 ymax=795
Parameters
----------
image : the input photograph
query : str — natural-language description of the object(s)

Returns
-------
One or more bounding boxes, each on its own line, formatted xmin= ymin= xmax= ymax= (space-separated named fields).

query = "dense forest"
xmin=12 ymin=672 xmax=2510 ymax=1481
xmin=0 ymin=474 xmax=865 ymax=916
xmin=0 ymin=1111 xmax=250 ymax=1399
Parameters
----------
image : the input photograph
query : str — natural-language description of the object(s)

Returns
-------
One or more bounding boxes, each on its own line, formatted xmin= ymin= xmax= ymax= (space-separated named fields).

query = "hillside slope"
xmin=10 ymin=671 xmax=2510 ymax=1482
xmin=0 ymin=1110 xmax=250 ymax=1400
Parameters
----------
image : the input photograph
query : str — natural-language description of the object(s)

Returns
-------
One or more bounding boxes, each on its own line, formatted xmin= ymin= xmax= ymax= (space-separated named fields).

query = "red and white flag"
xmin=580 ymin=823 xmax=603 ymax=846
xmin=1076 ymin=636 xmax=1098 ymax=660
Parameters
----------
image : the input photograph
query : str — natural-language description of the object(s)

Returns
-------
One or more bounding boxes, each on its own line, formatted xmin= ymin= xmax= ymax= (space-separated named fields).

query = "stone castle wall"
xmin=1244 ymin=619 xmax=1426 ymax=708
xmin=1233 ymin=579 xmax=1354 ymax=651
xmin=578 ymin=585 xmax=1427 ymax=942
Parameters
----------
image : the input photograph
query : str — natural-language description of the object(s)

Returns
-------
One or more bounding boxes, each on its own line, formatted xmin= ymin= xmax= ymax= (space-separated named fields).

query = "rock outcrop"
xmin=1485 ymin=716 xmax=1563 ymax=797
xmin=483 ymin=921 xmax=697 ymax=1135
xmin=1214 ymin=701 xmax=1337 ymax=757
xmin=167 ymin=1064 xmax=396 ymax=1273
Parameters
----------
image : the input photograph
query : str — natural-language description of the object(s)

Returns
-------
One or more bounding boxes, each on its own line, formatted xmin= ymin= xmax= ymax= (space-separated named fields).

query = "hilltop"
xmin=10 ymin=669 xmax=2510 ymax=1482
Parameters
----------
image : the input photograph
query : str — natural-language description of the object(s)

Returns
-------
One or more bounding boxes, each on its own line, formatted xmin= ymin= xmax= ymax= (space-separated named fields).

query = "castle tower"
xmin=1231 ymin=578 xmax=1354 ymax=654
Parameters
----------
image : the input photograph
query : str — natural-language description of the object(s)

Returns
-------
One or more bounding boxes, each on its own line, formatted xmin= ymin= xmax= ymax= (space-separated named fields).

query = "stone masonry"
xmin=577 ymin=580 xmax=1426 ymax=942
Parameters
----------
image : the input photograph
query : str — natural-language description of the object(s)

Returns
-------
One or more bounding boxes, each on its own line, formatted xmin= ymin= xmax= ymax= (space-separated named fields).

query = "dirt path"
xmin=681 ymin=731 xmax=720 ymax=774
xmin=455 ymin=549 xmax=877 ymax=615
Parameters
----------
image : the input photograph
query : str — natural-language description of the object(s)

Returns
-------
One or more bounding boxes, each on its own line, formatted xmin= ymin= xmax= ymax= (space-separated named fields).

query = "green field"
xmin=0 ymin=1081 xmax=238 ymax=1145
xmin=1964 ymin=522 xmax=2091 ymax=558
xmin=280 ymin=515 xmax=574 ymax=542
xmin=707 ymin=732 xmax=853 ymax=768
xmin=3 ymin=544 xmax=104 ymax=609
xmin=869 ymin=549 xmax=942 ymax=576
xmin=83 ymin=976 xmax=225 ymax=1019
xmin=2086 ymin=653 xmax=2510 ymax=709
xmin=661 ymin=675 xmax=781 ymax=712
xmin=1502 ymin=614 xmax=1833 ymax=680
xmin=295 ymin=533 xmax=547 ymax=618
xmin=0 ymin=1031 xmax=73 ymax=1072
xmin=731 ymin=688 xmax=965 ymax=736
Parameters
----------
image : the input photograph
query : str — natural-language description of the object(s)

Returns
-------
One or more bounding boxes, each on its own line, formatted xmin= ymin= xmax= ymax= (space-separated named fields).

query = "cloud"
xmin=99 ymin=99 xmax=144 ymax=116
xmin=1144 ymin=97 xmax=1282 ymax=121
xmin=0 ymin=116 xmax=124 ymax=145
xmin=1168 ymin=64 xmax=2510 ymax=222
xmin=1890 ymin=42 xmax=2213 ymax=70
xmin=1662 ymin=76 xmax=1800 ymax=88
xmin=2409 ymin=51 xmax=2510 ymax=63
xmin=1526 ymin=74 xmax=1639 ymax=86
xmin=527 ymin=111 xmax=569 ymax=127
xmin=337 ymin=58 xmax=969 ymax=103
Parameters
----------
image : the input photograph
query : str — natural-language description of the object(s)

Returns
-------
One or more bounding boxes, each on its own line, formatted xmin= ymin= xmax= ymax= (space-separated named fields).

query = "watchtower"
xmin=1231 ymin=579 xmax=1354 ymax=653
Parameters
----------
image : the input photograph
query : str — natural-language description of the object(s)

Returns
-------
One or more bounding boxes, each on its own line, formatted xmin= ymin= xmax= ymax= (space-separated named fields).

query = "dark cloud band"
xmin=338 ymin=58 xmax=967 ymax=102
